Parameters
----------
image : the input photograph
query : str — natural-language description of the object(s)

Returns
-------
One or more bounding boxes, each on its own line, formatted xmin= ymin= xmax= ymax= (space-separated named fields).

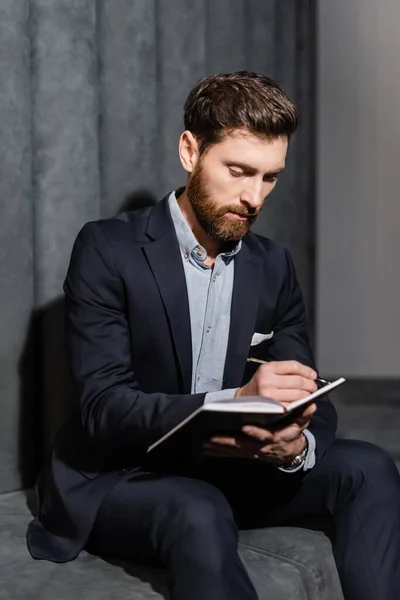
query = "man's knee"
xmin=312 ymin=440 xmax=400 ymax=517
xmin=172 ymin=479 xmax=234 ymax=531
xmin=325 ymin=439 xmax=399 ymax=493
xmin=333 ymin=439 xmax=395 ymax=473
xmin=156 ymin=478 xmax=237 ymax=555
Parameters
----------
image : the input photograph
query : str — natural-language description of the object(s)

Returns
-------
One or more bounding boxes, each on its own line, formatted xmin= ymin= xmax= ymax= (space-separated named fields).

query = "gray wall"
xmin=0 ymin=0 xmax=316 ymax=493
xmin=316 ymin=0 xmax=400 ymax=377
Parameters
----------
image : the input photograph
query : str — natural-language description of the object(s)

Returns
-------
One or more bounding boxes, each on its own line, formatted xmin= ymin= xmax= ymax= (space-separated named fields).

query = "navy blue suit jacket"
xmin=27 ymin=195 xmax=337 ymax=562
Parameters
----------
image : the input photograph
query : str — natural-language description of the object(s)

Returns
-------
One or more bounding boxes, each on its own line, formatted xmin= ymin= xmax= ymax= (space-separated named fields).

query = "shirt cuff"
xmin=204 ymin=389 xmax=240 ymax=404
xmin=277 ymin=428 xmax=317 ymax=473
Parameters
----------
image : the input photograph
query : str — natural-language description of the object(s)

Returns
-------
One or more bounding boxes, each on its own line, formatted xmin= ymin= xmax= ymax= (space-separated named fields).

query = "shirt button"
xmin=212 ymin=275 xmax=216 ymax=282
xmin=184 ymin=252 xmax=189 ymax=259
xmin=206 ymin=325 xmax=212 ymax=333
xmin=197 ymin=376 xmax=200 ymax=381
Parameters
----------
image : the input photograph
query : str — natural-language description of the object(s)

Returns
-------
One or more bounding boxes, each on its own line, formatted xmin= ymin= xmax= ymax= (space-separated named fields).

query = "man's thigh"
xmin=230 ymin=438 xmax=400 ymax=529
xmin=86 ymin=470 xmax=235 ymax=564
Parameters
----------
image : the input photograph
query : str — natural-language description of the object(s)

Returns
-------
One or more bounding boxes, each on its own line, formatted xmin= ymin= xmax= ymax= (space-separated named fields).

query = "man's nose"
xmin=240 ymin=181 xmax=264 ymax=210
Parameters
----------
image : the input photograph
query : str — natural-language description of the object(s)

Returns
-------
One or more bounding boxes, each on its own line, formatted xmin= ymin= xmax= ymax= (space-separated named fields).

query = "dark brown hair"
xmin=184 ymin=71 xmax=298 ymax=155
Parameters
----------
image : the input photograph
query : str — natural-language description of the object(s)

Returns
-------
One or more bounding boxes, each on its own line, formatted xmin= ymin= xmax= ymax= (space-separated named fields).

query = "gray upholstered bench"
xmin=0 ymin=491 xmax=344 ymax=599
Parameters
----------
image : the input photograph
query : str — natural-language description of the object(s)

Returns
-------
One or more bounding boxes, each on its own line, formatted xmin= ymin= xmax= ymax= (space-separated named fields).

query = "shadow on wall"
xmin=18 ymin=297 xmax=74 ymax=490
xmin=17 ymin=189 xmax=158 ymax=490
xmin=18 ymin=307 xmax=44 ymax=490
xmin=118 ymin=187 xmax=157 ymax=212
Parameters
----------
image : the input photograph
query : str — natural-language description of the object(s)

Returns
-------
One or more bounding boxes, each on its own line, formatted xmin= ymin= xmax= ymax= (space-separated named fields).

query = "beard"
xmin=186 ymin=162 xmax=259 ymax=243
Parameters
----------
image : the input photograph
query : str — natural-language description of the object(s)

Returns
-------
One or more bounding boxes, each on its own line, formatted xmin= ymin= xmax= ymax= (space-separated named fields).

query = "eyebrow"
xmin=223 ymin=161 xmax=285 ymax=178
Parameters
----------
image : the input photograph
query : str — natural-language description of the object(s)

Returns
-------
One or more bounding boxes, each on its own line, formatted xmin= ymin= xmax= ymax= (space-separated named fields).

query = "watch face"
xmin=286 ymin=449 xmax=307 ymax=469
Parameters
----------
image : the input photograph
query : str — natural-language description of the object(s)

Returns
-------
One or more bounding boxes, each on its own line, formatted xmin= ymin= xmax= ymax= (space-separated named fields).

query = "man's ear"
xmin=178 ymin=131 xmax=200 ymax=173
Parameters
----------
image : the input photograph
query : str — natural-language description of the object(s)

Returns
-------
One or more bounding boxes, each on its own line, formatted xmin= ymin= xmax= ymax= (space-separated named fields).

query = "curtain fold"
xmin=31 ymin=0 xmax=100 ymax=306
xmin=98 ymin=0 xmax=158 ymax=215
xmin=0 ymin=0 xmax=34 ymax=492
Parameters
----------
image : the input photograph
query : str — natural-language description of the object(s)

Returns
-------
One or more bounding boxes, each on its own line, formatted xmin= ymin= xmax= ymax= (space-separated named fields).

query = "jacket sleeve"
xmin=63 ymin=222 xmax=205 ymax=455
xmin=266 ymin=247 xmax=337 ymax=462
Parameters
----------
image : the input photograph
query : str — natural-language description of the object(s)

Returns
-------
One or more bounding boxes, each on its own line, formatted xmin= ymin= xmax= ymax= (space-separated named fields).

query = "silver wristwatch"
xmin=280 ymin=435 xmax=308 ymax=471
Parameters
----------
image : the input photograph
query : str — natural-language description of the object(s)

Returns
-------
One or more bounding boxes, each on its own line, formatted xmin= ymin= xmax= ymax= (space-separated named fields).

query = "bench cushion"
xmin=0 ymin=491 xmax=344 ymax=600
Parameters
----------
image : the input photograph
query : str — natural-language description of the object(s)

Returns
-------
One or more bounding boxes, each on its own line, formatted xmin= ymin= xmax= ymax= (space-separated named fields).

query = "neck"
xmin=177 ymin=189 xmax=228 ymax=260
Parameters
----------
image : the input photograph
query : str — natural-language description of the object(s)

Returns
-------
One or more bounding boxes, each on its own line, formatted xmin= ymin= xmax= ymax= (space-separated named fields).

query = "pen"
xmin=246 ymin=357 xmax=331 ymax=386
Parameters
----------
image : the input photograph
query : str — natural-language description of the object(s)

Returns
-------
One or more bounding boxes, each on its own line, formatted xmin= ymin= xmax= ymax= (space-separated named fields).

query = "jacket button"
xmin=121 ymin=468 xmax=129 ymax=474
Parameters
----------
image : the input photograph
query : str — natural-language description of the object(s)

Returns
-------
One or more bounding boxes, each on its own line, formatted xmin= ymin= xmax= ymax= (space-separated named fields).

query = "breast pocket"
xmin=249 ymin=329 xmax=274 ymax=362
xmin=251 ymin=331 xmax=274 ymax=346
xmin=212 ymin=315 xmax=231 ymax=383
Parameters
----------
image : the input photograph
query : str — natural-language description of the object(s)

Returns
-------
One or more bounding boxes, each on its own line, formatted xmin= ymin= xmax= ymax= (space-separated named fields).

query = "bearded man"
xmin=27 ymin=72 xmax=400 ymax=600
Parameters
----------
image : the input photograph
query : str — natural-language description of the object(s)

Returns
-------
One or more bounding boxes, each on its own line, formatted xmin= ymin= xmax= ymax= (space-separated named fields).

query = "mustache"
xmin=223 ymin=207 xmax=260 ymax=218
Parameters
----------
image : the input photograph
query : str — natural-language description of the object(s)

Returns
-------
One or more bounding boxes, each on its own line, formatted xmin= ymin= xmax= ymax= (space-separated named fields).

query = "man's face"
xmin=186 ymin=130 xmax=288 ymax=242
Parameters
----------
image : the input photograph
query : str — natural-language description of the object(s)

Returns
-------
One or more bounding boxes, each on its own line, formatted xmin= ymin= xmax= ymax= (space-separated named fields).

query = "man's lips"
xmin=226 ymin=211 xmax=255 ymax=221
xmin=230 ymin=213 xmax=247 ymax=221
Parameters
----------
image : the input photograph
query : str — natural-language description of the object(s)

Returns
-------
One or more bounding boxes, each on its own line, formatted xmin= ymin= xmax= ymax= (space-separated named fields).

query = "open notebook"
xmin=147 ymin=377 xmax=346 ymax=453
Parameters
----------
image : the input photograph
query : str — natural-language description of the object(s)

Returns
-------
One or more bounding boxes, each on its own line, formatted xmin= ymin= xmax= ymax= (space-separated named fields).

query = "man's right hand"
xmin=235 ymin=360 xmax=318 ymax=404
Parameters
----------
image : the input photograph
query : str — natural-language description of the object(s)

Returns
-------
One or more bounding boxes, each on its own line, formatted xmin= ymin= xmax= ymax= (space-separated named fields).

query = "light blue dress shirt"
xmin=168 ymin=191 xmax=316 ymax=471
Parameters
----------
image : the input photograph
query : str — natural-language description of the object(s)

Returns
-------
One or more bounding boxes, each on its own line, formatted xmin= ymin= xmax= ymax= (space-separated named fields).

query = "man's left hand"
xmin=203 ymin=403 xmax=315 ymax=465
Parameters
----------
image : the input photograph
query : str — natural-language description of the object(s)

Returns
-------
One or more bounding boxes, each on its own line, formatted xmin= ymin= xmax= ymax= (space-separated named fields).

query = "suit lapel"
xmin=143 ymin=198 xmax=192 ymax=393
xmin=223 ymin=237 xmax=264 ymax=388
xmin=142 ymin=198 xmax=264 ymax=393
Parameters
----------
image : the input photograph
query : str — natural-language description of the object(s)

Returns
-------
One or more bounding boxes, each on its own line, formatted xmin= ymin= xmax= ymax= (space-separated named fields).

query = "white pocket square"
xmin=251 ymin=331 xmax=274 ymax=346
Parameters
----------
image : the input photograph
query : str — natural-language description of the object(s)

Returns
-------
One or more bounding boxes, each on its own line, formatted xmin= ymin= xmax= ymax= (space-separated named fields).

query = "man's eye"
xmin=229 ymin=169 xmax=243 ymax=178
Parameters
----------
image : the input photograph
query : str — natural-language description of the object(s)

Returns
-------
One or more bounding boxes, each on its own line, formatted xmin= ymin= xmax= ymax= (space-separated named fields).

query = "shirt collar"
xmin=168 ymin=190 xmax=242 ymax=265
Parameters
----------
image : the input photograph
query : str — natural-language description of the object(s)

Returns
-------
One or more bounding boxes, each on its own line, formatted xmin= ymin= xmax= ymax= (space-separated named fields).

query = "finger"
xmin=266 ymin=408 xmax=315 ymax=440
xmin=281 ymin=401 xmax=316 ymax=416
xmin=209 ymin=435 xmax=264 ymax=455
xmin=203 ymin=443 xmax=236 ymax=456
xmin=203 ymin=441 xmax=218 ymax=451
xmin=204 ymin=441 xmax=237 ymax=453
xmin=260 ymin=361 xmax=317 ymax=380
xmin=270 ymin=424 xmax=306 ymax=443
xmin=267 ymin=374 xmax=318 ymax=393
xmin=203 ymin=442 xmax=260 ymax=460
xmin=293 ymin=417 xmax=312 ymax=431
xmin=258 ymin=444 xmax=301 ymax=464
xmin=273 ymin=417 xmax=310 ymax=437
xmin=291 ymin=403 xmax=317 ymax=426
xmin=241 ymin=405 xmax=316 ymax=446
xmin=261 ymin=388 xmax=311 ymax=403
xmin=241 ymin=425 xmax=274 ymax=443
xmin=300 ymin=403 xmax=317 ymax=418
xmin=208 ymin=435 xmax=239 ymax=447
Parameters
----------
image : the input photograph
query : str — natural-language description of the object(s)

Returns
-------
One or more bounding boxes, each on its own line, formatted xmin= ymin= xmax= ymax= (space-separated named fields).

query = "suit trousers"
xmin=86 ymin=439 xmax=400 ymax=600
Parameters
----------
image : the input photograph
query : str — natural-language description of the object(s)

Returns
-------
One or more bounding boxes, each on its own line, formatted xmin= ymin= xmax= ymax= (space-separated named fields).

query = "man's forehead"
xmin=213 ymin=130 xmax=288 ymax=167
xmin=219 ymin=129 xmax=287 ymax=146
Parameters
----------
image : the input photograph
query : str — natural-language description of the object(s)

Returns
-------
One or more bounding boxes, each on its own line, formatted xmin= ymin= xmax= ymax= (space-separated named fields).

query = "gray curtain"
xmin=0 ymin=0 xmax=316 ymax=493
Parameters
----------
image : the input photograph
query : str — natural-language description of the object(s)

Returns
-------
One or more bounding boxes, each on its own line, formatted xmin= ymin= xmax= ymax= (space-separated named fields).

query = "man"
xmin=27 ymin=72 xmax=400 ymax=599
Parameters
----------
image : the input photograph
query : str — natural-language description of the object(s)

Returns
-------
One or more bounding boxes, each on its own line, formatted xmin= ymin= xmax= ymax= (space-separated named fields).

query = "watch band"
xmin=280 ymin=434 xmax=308 ymax=471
